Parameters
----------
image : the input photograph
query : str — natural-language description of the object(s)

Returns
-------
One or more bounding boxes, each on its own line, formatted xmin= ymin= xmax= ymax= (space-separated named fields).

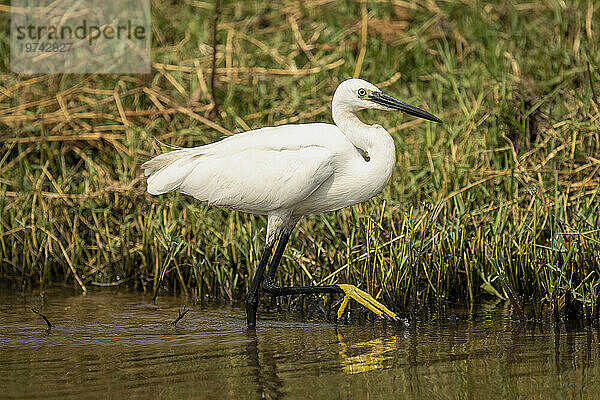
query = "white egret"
xmin=142 ymin=78 xmax=441 ymax=328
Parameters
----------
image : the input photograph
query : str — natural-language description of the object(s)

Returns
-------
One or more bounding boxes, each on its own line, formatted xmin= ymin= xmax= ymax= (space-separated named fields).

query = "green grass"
xmin=1 ymin=0 xmax=599 ymax=322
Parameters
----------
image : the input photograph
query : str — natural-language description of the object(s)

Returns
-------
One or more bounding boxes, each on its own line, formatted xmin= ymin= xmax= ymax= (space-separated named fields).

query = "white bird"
xmin=142 ymin=78 xmax=441 ymax=328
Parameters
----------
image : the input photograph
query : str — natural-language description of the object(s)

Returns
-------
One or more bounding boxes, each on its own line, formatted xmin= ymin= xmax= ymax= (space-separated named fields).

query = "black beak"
xmin=369 ymin=91 xmax=442 ymax=123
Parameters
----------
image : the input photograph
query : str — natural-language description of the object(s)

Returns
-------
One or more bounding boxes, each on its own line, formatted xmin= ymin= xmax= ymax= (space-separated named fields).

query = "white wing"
xmin=142 ymin=124 xmax=340 ymax=214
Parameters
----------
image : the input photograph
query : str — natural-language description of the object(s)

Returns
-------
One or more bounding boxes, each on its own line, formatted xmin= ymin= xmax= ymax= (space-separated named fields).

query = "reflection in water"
xmin=555 ymin=323 xmax=562 ymax=374
xmin=407 ymin=325 xmax=420 ymax=397
xmin=1 ymin=290 xmax=600 ymax=399
xmin=336 ymin=330 xmax=396 ymax=374
xmin=245 ymin=330 xmax=284 ymax=399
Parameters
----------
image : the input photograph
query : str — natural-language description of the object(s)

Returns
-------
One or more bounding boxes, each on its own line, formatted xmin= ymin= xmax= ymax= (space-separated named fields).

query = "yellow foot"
xmin=336 ymin=284 xmax=398 ymax=321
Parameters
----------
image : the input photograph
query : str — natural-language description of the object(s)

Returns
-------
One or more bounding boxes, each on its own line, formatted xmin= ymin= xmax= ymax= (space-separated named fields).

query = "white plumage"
xmin=144 ymin=122 xmax=388 ymax=215
xmin=142 ymin=78 xmax=441 ymax=327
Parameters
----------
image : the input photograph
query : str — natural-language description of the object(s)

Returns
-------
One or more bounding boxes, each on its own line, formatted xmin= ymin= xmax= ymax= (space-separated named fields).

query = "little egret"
xmin=142 ymin=78 xmax=441 ymax=328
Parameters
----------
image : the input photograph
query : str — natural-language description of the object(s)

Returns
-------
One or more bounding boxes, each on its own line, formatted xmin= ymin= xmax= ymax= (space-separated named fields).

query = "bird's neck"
xmin=333 ymin=108 xmax=396 ymax=190
xmin=332 ymin=109 xmax=370 ymax=149
xmin=333 ymin=109 xmax=394 ymax=157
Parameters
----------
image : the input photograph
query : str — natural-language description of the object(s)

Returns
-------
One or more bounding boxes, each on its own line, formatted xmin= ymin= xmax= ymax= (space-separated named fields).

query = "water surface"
xmin=1 ymin=290 xmax=598 ymax=399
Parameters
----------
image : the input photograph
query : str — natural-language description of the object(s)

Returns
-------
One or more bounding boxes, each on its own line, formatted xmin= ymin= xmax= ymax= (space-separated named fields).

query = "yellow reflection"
xmin=337 ymin=332 xmax=396 ymax=374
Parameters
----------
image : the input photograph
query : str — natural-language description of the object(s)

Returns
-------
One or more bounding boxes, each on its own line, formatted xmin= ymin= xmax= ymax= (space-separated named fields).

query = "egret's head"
xmin=333 ymin=78 xmax=441 ymax=123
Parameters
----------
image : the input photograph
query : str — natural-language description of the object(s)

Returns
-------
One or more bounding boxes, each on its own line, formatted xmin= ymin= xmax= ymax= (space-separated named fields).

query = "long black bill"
xmin=370 ymin=91 xmax=442 ymax=123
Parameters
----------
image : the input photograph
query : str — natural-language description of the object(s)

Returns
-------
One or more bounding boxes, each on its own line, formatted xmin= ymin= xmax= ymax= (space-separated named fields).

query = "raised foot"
xmin=336 ymin=284 xmax=398 ymax=321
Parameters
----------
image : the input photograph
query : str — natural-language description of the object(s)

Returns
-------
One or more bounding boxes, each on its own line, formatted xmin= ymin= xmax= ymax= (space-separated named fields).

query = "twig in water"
xmin=486 ymin=254 xmax=526 ymax=322
xmin=31 ymin=308 xmax=53 ymax=330
xmin=497 ymin=277 xmax=527 ymax=322
xmin=171 ymin=306 xmax=190 ymax=326
xmin=492 ymin=261 xmax=527 ymax=322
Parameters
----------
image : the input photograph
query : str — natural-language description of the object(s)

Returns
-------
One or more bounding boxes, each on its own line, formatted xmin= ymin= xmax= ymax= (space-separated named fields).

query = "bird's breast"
xmin=293 ymin=146 xmax=396 ymax=216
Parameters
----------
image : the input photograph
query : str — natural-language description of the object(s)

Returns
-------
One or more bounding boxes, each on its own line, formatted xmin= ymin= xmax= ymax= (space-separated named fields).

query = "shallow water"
xmin=1 ymin=289 xmax=598 ymax=399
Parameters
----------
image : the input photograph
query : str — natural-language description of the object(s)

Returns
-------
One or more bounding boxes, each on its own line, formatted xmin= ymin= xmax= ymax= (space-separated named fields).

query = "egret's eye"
xmin=357 ymin=88 xmax=367 ymax=97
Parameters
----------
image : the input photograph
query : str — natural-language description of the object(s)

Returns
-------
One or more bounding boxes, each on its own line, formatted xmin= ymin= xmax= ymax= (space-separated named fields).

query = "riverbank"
xmin=1 ymin=0 xmax=599 ymax=321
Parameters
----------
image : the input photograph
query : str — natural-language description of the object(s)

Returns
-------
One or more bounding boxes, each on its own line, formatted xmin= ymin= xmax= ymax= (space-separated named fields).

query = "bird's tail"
xmin=141 ymin=149 xmax=199 ymax=195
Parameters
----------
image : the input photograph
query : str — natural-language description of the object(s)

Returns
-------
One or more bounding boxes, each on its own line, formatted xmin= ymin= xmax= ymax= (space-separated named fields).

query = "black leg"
xmin=264 ymin=284 xmax=344 ymax=296
xmin=246 ymin=240 xmax=274 ymax=329
xmin=262 ymin=231 xmax=343 ymax=297
xmin=263 ymin=231 xmax=291 ymax=289
xmin=250 ymin=228 xmax=395 ymax=323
